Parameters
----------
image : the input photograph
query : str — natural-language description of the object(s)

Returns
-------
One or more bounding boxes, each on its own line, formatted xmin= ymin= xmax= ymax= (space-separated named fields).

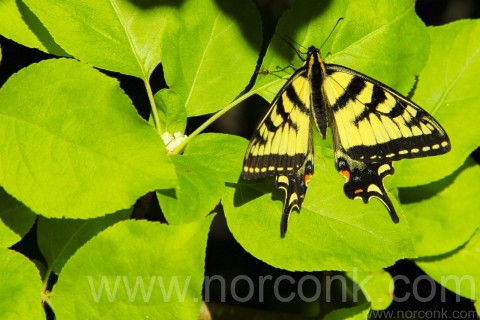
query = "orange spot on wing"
xmin=354 ymin=189 xmax=363 ymax=194
xmin=339 ymin=170 xmax=350 ymax=181
xmin=304 ymin=173 xmax=313 ymax=186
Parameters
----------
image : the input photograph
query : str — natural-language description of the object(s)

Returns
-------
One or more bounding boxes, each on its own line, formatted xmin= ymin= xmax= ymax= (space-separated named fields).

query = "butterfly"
xmin=242 ymin=45 xmax=450 ymax=237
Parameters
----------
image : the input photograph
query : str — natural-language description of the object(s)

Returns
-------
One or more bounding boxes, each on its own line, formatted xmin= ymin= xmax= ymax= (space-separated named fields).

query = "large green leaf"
xmin=23 ymin=0 xmax=175 ymax=77
xmin=392 ymin=20 xmax=480 ymax=187
xmin=0 ymin=59 xmax=176 ymax=218
xmin=224 ymin=139 xmax=415 ymax=271
xmin=158 ymin=133 xmax=245 ymax=225
xmin=417 ymin=230 xmax=480 ymax=301
xmin=0 ymin=0 xmax=66 ymax=55
xmin=51 ymin=218 xmax=213 ymax=319
xmin=402 ymin=160 xmax=480 ymax=257
xmin=0 ymin=187 xmax=36 ymax=248
xmin=347 ymin=269 xmax=393 ymax=311
xmin=0 ymin=249 xmax=43 ymax=319
xmin=156 ymin=0 xmax=262 ymax=118
xmin=37 ymin=209 xmax=131 ymax=274
xmin=257 ymin=0 xmax=428 ymax=102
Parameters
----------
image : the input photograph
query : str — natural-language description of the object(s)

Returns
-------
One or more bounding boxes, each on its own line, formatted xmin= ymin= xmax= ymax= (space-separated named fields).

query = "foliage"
xmin=0 ymin=0 xmax=478 ymax=318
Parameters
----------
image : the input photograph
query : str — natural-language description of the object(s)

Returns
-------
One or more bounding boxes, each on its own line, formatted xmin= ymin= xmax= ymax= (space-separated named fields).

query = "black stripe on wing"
xmin=243 ymin=154 xmax=308 ymax=179
xmin=348 ymin=134 xmax=450 ymax=161
xmin=330 ymin=76 xmax=366 ymax=111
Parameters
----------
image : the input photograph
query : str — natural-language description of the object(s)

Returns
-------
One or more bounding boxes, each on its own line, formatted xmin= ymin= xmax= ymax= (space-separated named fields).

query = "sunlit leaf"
xmin=51 ymin=218 xmax=213 ymax=319
xmin=0 ymin=59 xmax=176 ymax=218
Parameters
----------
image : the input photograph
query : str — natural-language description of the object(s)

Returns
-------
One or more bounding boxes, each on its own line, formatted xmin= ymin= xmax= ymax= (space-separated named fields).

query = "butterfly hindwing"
xmin=276 ymin=160 xmax=314 ymax=237
xmin=336 ymin=154 xmax=398 ymax=223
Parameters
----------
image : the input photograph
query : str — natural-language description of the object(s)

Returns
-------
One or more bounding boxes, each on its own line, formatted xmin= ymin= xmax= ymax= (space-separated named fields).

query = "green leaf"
xmin=0 ymin=0 xmax=66 ymax=55
xmin=0 ymin=59 xmax=176 ymax=218
xmin=156 ymin=0 xmax=262 ymax=117
xmin=401 ymin=160 xmax=480 ymax=257
xmin=23 ymin=0 xmax=174 ymax=77
xmin=224 ymin=140 xmax=415 ymax=271
xmin=158 ymin=133 xmax=245 ymax=224
xmin=257 ymin=0 xmax=428 ymax=102
xmin=155 ymin=91 xmax=187 ymax=134
xmin=0 ymin=187 xmax=36 ymax=248
xmin=37 ymin=209 xmax=131 ymax=274
xmin=324 ymin=304 xmax=370 ymax=320
xmin=392 ymin=20 xmax=480 ymax=187
xmin=51 ymin=218 xmax=213 ymax=319
xmin=417 ymin=230 xmax=480 ymax=300
xmin=347 ymin=270 xmax=393 ymax=310
xmin=0 ymin=249 xmax=43 ymax=319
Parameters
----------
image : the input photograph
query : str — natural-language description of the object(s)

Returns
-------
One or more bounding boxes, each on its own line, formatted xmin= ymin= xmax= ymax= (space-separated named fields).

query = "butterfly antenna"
xmin=319 ymin=17 xmax=344 ymax=53
xmin=274 ymin=32 xmax=306 ymax=61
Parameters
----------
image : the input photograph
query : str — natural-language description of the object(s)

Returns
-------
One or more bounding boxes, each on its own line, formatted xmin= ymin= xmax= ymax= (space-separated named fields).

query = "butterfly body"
xmin=243 ymin=46 xmax=450 ymax=237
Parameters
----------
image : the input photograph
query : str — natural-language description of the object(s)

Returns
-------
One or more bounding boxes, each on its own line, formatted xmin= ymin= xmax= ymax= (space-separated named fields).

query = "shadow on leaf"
xmin=229 ymin=176 xmax=278 ymax=208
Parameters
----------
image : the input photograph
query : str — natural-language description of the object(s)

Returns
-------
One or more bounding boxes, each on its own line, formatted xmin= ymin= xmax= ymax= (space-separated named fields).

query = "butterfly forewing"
xmin=243 ymin=67 xmax=314 ymax=180
xmin=322 ymin=65 xmax=451 ymax=162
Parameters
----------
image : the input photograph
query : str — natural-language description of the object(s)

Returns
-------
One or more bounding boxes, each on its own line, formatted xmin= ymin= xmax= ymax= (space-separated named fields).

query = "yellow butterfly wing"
xmin=322 ymin=65 xmax=451 ymax=162
xmin=319 ymin=62 xmax=450 ymax=222
xmin=242 ymin=65 xmax=317 ymax=237
xmin=243 ymin=68 xmax=314 ymax=179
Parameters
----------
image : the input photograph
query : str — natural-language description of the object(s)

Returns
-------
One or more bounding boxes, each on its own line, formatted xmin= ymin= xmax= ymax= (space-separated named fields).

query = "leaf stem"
xmin=41 ymin=268 xmax=54 ymax=310
xmin=171 ymin=77 xmax=285 ymax=155
xmin=145 ymin=79 xmax=163 ymax=135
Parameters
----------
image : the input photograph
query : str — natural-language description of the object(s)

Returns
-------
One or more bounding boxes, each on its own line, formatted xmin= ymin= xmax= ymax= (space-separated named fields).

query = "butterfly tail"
xmin=280 ymin=205 xmax=292 ymax=239
xmin=373 ymin=185 xmax=399 ymax=223
xmin=275 ymin=161 xmax=314 ymax=238
xmin=276 ymin=175 xmax=301 ymax=238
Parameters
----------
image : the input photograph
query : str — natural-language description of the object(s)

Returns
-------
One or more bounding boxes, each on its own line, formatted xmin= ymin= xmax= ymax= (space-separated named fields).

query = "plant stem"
xmin=145 ymin=79 xmax=163 ymax=135
xmin=41 ymin=268 xmax=55 ymax=310
xmin=171 ymin=77 xmax=285 ymax=155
